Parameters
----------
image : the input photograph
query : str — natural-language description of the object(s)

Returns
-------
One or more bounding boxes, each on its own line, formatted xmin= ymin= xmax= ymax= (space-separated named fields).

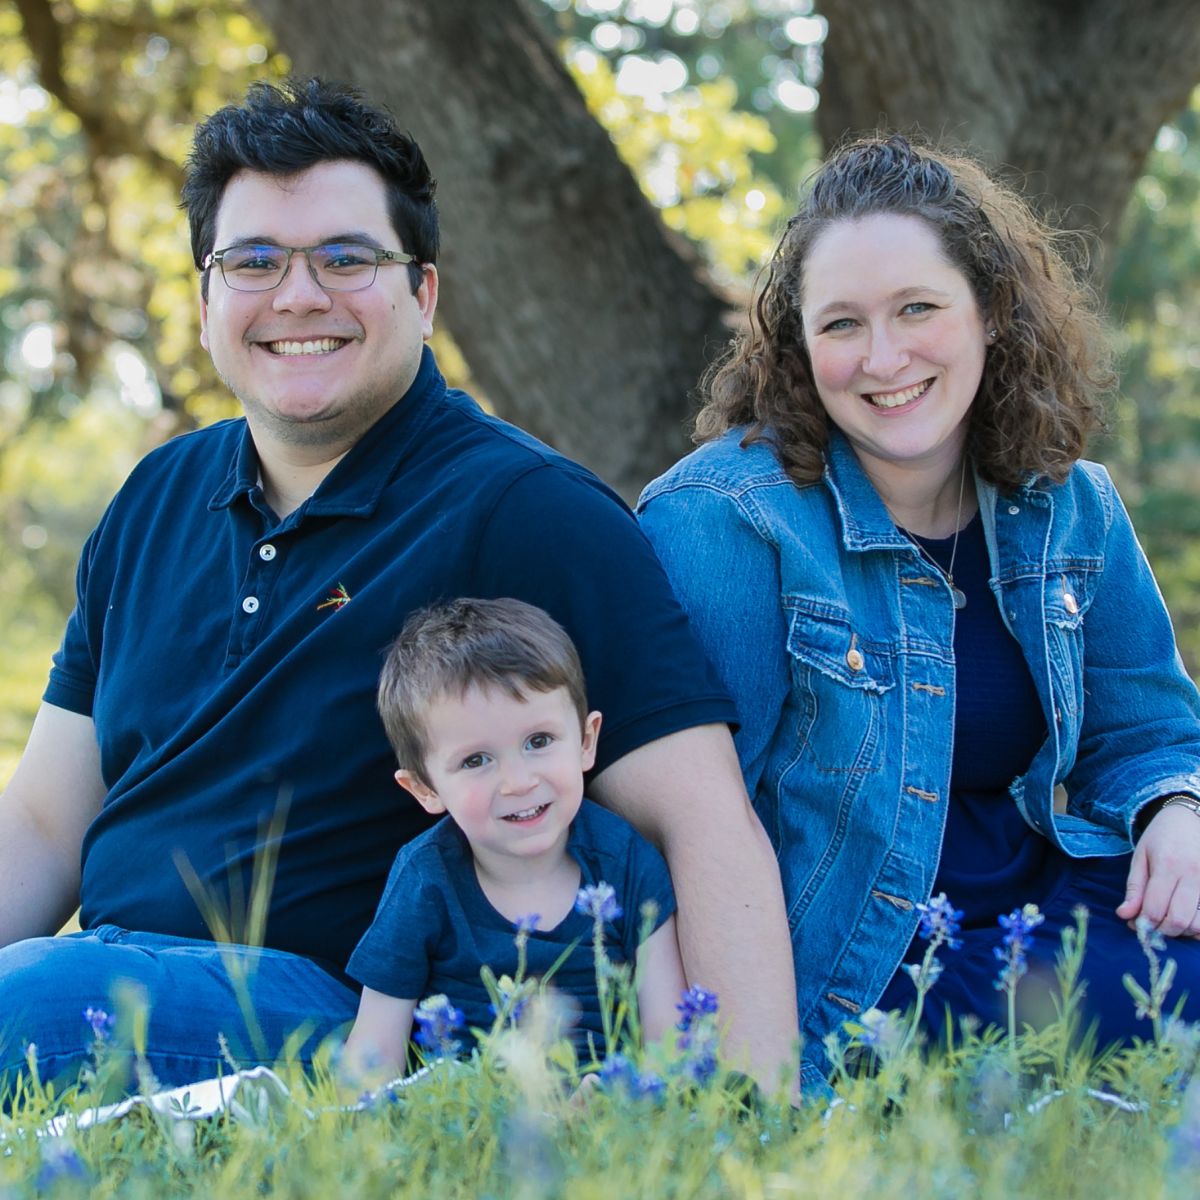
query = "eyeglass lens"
xmin=220 ymin=243 xmax=381 ymax=291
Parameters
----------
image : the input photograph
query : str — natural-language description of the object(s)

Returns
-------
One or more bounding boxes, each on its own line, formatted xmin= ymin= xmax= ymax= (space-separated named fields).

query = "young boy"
xmin=343 ymin=597 xmax=688 ymax=1076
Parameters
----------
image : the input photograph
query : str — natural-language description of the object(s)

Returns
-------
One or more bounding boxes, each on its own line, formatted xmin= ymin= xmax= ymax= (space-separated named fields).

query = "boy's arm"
xmin=636 ymin=914 xmax=687 ymax=1043
xmin=343 ymin=987 xmax=416 ymax=1079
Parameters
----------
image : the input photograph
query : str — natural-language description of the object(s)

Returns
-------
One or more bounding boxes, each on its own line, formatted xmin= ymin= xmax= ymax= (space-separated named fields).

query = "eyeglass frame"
xmin=201 ymin=240 xmax=419 ymax=293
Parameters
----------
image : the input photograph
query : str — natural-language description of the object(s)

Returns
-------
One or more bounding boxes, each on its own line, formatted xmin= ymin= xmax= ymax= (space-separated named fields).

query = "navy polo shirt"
xmin=46 ymin=347 xmax=734 ymax=972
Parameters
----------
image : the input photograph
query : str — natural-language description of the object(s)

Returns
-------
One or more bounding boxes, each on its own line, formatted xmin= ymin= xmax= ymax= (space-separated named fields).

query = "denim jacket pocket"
xmin=784 ymin=599 xmax=895 ymax=775
xmin=1044 ymin=563 xmax=1099 ymax=721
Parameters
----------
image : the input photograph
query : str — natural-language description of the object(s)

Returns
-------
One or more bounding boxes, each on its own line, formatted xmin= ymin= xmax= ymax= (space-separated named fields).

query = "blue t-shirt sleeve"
xmin=470 ymin=464 xmax=737 ymax=775
xmin=44 ymin=514 xmax=110 ymax=717
xmin=574 ymin=801 xmax=675 ymax=963
xmin=347 ymin=835 xmax=445 ymax=999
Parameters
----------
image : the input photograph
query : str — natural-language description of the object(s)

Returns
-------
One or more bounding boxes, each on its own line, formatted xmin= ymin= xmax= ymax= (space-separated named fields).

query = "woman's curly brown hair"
xmin=695 ymin=134 xmax=1113 ymax=491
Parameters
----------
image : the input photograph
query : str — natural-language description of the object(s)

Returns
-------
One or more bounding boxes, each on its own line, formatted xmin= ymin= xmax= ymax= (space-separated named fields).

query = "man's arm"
xmin=591 ymin=723 xmax=799 ymax=1094
xmin=0 ymin=703 xmax=106 ymax=946
xmin=635 ymin=914 xmax=688 ymax=1044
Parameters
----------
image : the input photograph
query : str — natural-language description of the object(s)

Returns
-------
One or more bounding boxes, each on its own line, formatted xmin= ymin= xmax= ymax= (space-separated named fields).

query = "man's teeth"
xmin=867 ymin=380 xmax=931 ymax=409
xmin=505 ymin=803 xmax=548 ymax=821
xmin=265 ymin=338 xmax=347 ymax=355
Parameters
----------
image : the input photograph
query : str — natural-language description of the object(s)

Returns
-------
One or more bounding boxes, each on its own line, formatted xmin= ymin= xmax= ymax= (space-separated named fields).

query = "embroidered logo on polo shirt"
xmin=317 ymin=582 xmax=352 ymax=612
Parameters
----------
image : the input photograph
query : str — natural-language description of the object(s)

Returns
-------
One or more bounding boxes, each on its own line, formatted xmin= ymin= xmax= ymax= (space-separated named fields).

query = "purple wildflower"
xmin=673 ymin=986 xmax=721 ymax=1086
xmin=36 ymin=1142 xmax=89 ymax=1191
xmin=678 ymin=1030 xmax=719 ymax=1086
xmin=599 ymin=1053 xmax=666 ymax=1100
xmin=515 ymin=913 xmax=541 ymax=934
xmin=413 ymin=994 xmax=464 ymax=1058
xmin=854 ymin=1008 xmax=906 ymax=1057
xmin=916 ymin=892 xmax=964 ymax=950
xmin=489 ymin=976 xmax=530 ymax=1027
xmin=675 ymin=986 xmax=719 ymax=1032
xmin=83 ymin=1006 xmax=114 ymax=1043
xmin=993 ymin=903 xmax=1045 ymax=992
xmin=903 ymin=957 xmax=944 ymax=989
xmin=599 ymin=1053 xmax=635 ymax=1089
xmin=575 ymin=882 xmax=622 ymax=924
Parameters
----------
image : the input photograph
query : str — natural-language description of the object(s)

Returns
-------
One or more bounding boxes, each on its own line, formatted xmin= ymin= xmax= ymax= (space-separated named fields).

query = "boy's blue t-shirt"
xmin=347 ymin=799 xmax=675 ymax=1057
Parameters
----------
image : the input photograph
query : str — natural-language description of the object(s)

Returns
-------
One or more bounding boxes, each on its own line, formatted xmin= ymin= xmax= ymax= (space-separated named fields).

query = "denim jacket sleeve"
xmin=637 ymin=479 xmax=791 ymax=799
xmin=1061 ymin=464 xmax=1200 ymax=838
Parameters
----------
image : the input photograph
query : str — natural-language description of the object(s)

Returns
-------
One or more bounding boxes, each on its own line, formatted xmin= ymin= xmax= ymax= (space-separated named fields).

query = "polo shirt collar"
xmin=207 ymin=345 xmax=446 ymax=517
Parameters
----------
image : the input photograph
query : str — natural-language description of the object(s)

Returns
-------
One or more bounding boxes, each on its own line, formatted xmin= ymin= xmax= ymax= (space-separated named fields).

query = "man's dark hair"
xmin=183 ymin=77 xmax=438 ymax=299
xmin=377 ymin=598 xmax=591 ymax=790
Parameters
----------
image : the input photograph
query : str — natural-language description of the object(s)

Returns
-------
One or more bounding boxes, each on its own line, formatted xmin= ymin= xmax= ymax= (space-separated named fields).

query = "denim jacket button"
xmin=1063 ymin=592 xmax=1079 ymax=614
xmin=1008 ymin=505 xmax=1020 ymax=515
xmin=846 ymin=648 xmax=865 ymax=672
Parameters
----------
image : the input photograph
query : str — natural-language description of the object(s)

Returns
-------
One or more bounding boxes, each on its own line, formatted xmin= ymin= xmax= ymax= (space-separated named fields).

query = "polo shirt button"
xmin=259 ymin=544 xmax=277 ymax=561
xmin=242 ymin=596 xmax=260 ymax=614
xmin=1008 ymin=505 xmax=1020 ymax=515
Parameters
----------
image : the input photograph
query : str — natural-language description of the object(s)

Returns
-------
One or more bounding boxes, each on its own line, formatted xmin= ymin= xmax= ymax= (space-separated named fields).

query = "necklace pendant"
xmin=952 ymin=585 xmax=967 ymax=610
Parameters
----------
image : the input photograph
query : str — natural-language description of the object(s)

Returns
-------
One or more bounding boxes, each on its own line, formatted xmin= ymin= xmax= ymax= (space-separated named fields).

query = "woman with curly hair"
xmin=638 ymin=134 xmax=1200 ymax=1079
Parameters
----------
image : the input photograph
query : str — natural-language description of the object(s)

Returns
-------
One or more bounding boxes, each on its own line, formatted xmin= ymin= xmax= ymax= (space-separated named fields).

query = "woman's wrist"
xmin=1136 ymin=794 xmax=1200 ymax=838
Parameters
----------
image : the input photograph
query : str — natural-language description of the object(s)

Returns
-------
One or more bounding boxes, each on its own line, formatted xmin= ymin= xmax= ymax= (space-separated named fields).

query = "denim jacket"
xmin=638 ymin=428 xmax=1200 ymax=1074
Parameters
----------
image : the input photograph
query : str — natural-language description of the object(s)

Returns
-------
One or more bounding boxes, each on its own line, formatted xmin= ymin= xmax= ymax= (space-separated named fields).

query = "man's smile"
xmin=259 ymin=337 xmax=352 ymax=356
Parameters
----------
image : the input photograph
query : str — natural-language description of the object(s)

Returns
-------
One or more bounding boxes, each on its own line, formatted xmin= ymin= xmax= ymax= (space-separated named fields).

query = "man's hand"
xmin=1117 ymin=803 xmax=1200 ymax=937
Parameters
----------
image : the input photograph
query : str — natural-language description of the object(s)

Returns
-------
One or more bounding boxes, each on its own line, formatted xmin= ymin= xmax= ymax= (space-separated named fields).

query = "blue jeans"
xmin=0 ymin=926 xmax=359 ymax=1092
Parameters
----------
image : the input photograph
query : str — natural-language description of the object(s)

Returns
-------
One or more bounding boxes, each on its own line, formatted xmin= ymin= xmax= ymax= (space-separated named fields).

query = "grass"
xmin=3 ymin=905 xmax=1200 ymax=1199
xmin=0 ymin=1028 xmax=1194 ymax=1199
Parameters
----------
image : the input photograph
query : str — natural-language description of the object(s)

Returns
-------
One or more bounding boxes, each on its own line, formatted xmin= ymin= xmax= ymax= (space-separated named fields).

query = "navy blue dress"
xmin=877 ymin=512 xmax=1200 ymax=1044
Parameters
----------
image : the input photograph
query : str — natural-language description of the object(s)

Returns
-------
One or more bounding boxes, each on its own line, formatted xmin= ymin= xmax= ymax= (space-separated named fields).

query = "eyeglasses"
xmin=202 ymin=241 xmax=417 ymax=292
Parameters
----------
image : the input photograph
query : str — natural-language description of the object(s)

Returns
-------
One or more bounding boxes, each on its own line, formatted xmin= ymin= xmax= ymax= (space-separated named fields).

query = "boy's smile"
xmin=396 ymin=683 xmax=601 ymax=881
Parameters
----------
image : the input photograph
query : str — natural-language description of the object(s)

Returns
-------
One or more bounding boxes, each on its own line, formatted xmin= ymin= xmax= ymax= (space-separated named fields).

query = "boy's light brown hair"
xmin=377 ymin=597 xmax=589 ymax=789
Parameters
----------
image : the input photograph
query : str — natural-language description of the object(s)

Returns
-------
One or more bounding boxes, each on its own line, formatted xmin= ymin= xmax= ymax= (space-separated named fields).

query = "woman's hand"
xmin=1117 ymin=805 xmax=1200 ymax=937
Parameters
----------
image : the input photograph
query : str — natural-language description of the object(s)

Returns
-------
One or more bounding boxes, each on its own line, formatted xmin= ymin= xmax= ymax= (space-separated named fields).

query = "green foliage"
xmin=4 ymin=0 xmax=1200 ymax=779
xmin=3 ymin=911 xmax=1200 ymax=1197
xmin=1107 ymin=93 xmax=1200 ymax=672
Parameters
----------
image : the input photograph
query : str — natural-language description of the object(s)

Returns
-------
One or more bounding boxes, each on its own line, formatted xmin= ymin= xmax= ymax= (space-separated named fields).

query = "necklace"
xmin=901 ymin=461 xmax=968 ymax=610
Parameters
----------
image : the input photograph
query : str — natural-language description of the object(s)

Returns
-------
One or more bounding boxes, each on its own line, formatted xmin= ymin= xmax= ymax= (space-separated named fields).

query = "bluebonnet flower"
xmin=903 ymin=957 xmax=943 ymax=989
xmin=599 ymin=1053 xmax=666 ymax=1100
xmin=672 ymin=986 xmax=721 ymax=1086
xmin=515 ymin=913 xmax=541 ymax=934
xmin=413 ymin=994 xmax=464 ymax=1058
xmin=675 ymin=986 xmax=719 ymax=1032
xmin=854 ymin=1007 xmax=907 ymax=1058
xmin=898 ymin=893 xmax=963 ymax=1044
xmin=488 ymin=975 xmax=530 ymax=1027
xmin=678 ymin=1031 xmax=719 ymax=1086
xmin=916 ymin=892 xmax=964 ymax=950
xmin=575 ymin=883 xmax=622 ymax=923
xmin=83 ymin=1006 xmax=114 ymax=1043
xmin=36 ymin=1142 xmax=89 ymax=1191
xmin=993 ymin=903 xmax=1045 ymax=992
xmin=1126 ymin=916 xmax=1177 ymax=1038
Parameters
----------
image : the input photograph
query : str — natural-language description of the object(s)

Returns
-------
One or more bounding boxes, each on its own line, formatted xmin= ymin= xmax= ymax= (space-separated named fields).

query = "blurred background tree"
xmin=4 ymin=0 xmax=1200 ymax=782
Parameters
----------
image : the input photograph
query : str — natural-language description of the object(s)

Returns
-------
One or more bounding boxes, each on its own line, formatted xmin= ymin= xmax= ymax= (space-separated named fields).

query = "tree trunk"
xmin=250 ymin=0 xmax=1200 ymax=493
xmin=251 ymin=0 xmax=734 ymax=499
xmin=816 ymin=0 xmax=1200 ymax=273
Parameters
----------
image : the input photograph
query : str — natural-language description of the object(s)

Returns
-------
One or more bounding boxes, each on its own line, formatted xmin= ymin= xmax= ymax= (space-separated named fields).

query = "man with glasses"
xmin=0 ymin=78 xmax=798 ymax=1094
